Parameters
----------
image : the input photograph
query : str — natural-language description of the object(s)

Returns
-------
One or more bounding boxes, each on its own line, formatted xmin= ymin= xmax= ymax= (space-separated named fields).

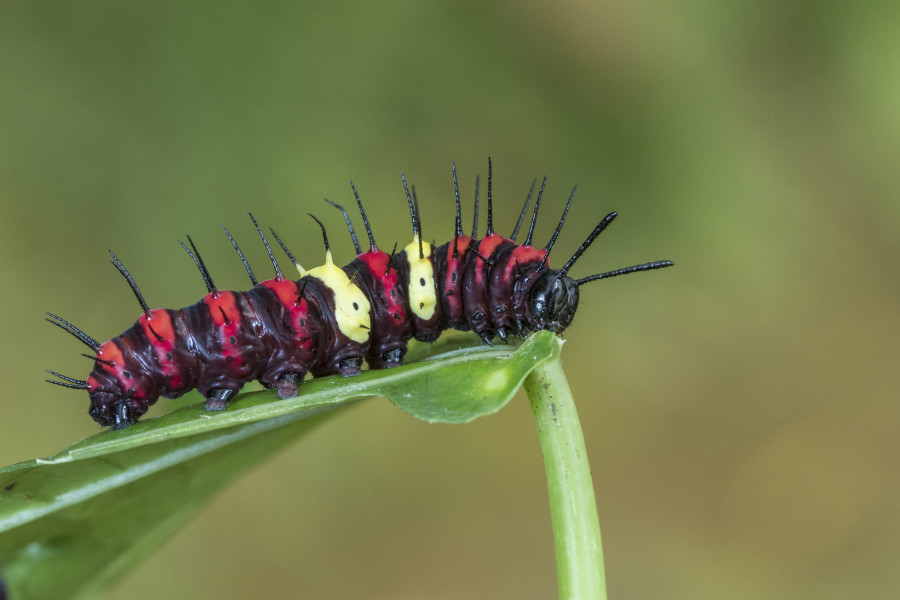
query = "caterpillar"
xmin=46 ymin=160 xmax=674 ymax=429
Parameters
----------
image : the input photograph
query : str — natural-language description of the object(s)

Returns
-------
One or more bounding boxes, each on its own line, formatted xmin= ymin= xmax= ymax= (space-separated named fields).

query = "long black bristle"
xmin=297 ymin=275 xmax=310 ymax=302
xmin=45 ymin=379 xmax=88 ymax=390
xmin=324 ymin=199 xmax=362 ymax=254
xmin=401 ymin=172 xmax=418 ymax=239
xmin=307 ymin=213 xmax=331 ymax=253
xmin=249 ymin=212 xmax=282 ymax=280
xmin=511 ymin=178 xmax=537 ymax=241
xmin=412 ymin=184 xmax=422 ymax=256
xmin=401 ymin=172 xmax=424 ymax=259
xmin=556 ymin=212 xmax=617 ymax=278
xmin=46 ymin=313 xmax=100 ymax=351
xmin=385 ymin=242 xmax=398 ymax=276
xmin=45 ymin=368 xmax=88 ymax=390
xmin=486 ymin=157 xmax=494 ymax=235
xmin=45 ymin=369 xmax=86 ymax=385
xmin=82 ymin=353 xmax=114 ymax=367
xmin=524 ymin=175 xmax=547 ymax=246
xmin=472 ymin=175 xmax=480 ymax=238
xmin=269 ymin=227 xmax=298 ymax=266
xmin=452 ymin=161 xmax=462 ymax=237
xmin=452 ymin=161 xmax=462 ymax=259
xmin=575 ymin=260 xmax=675 ymax=286
xmin=538 ymin=186 xmax=577 ymax=270
xmin=221 ymin=225 xmax=258 ymax=285
xmin=349 ymin=181 xmax=376 ymax=251
xmin=179 ymin=236 xmax=217 ymax=295
xmin=108 ymin=250 xmax=150 ymax=317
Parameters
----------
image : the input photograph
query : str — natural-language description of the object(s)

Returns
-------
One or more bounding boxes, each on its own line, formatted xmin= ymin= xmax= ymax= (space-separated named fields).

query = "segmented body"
xmin=84 ymin=232 xmax=550 ymax=427
xmin=47 ymin=161 xmax=674 ymax=428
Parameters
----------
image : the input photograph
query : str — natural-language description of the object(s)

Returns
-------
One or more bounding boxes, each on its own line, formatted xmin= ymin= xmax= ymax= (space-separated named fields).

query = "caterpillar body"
xmin=46 ymin=161 xmax=674 ymax=429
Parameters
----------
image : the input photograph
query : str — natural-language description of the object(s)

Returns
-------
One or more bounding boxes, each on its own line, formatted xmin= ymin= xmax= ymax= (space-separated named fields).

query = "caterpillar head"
xmin=524 ymin=209 xmax=676 ymax=334
xmin=87 ymin=369 xmax=150 ymax=429
xmin=527 ymin=271 xmax=580 ymax=334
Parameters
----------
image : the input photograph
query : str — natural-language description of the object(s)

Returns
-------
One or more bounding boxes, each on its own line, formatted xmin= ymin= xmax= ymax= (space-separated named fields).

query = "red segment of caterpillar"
xmin=45 ymin=160 xmax=675 ymax=429
xmin=351 ymin=248 xmax=410 ymax=368
xmin=137 ymin=310 xmax=182 ymax=389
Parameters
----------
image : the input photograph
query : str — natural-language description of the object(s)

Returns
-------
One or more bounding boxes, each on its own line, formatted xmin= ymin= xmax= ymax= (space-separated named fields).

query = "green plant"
xmin=0 ymin=331 xmax=605 ymax=600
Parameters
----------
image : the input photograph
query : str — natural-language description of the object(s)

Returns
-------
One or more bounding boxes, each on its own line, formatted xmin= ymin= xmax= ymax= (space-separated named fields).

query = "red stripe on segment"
xmin=479 ymin=234 xmax=506 ymax=256
xmin=203 ymin=291 xmax=245 ymax=373
xmin=139 ymin=309 xmax=183 ymax=389
xmin=358 ymin=249 xmax=388 ymax=276
xmin=473 ymin=233 xmax=507 ymax=288
xmin=260 ymin=278 xmax=313 ymax=350
xmin=261 ymin=278 xmax=299 ymax=307
xmin=206 ymin=291 xmax=242 ymax=327
xmin=96 ymin=340 xmax=146 ymax=399
xmin=98 ymin=340 xmax=125 ymax=366
xmin=505 ymin=245 xmax=548 ymax=284
xmin=446 ymin=235 xmax=473 ymax=270
xmin=512 ymin=245 xmax=547 ymax=266
xmin=359 ymin=250 xmax=405 ymax=324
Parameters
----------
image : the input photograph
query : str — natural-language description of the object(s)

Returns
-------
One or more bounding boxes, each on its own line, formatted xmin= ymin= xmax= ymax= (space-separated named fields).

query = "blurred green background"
xmin=1 ymin=1 xmax=898 ymax=598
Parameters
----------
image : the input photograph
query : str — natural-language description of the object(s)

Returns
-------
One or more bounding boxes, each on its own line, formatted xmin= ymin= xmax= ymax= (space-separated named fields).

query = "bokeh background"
xmin=1 ymin=1 xmax=898 ymax=598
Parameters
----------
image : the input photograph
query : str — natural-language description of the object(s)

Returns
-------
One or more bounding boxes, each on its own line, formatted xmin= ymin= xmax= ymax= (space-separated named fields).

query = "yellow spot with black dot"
xmin=300 ymin=250 xmax=371 ymax=343
xmin=405 ymin=236 xmax=436 ymax=320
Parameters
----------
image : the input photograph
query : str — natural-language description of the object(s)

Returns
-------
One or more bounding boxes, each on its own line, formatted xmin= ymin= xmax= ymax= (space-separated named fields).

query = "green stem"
xmin=524 ymin=353 xmax=607 ymax=600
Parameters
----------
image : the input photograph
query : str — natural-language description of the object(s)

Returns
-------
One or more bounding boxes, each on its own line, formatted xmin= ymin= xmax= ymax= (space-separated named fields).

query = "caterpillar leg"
xmin=366 ymin=346 xmax=407 ymax=370
xmin=514 ymin=319 xmax=531 ymax=339
xmin=339 ymin=356 xmax=363 ymax=377
xmin=93 ymin=397 xmax=151 ymax=430
xmin=477 ymin=331 xmax=495 ymax=347
xmin=205 ymin=388 xmax=237 ymax=412
xmin=380 ymin=347 xmax=406 ymax=368
xmin=275 ymin=372 xmax=302 ymax=399
xmin=112 ymin=402 xmax=137 ymax=429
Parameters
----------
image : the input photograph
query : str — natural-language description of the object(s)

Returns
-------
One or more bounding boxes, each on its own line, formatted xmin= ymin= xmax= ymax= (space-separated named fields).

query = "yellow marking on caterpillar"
xmin=405 ymin=236 xmax=436 ymax=320
xmin=300 ymin=250 xmax=371 ymax=343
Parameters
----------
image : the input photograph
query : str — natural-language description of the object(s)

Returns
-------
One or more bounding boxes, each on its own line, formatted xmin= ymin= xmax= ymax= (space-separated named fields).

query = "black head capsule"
xmin=527 ymin=271 xmax=580 ymax=334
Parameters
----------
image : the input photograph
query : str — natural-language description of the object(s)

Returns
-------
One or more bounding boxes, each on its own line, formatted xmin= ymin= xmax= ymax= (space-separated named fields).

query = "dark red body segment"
xmin=348 ymin=249 xmax=412 ymax=368
xmin=462 ymin=233 xmax=511 ymax=335
xmin=432 ymin=236 xmax=548 ymax=338
xmin=441 ymin=234 xmax=473 ymax=329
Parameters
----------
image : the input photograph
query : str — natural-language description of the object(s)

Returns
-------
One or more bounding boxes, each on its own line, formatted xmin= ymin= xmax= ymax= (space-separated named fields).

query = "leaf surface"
xmin=0 ymin=332 xmax=557 ymax=600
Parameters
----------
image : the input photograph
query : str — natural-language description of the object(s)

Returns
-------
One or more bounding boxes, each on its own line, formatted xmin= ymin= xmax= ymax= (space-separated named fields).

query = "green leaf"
xmin=0 ymin=331 xmax=557 ymax=600
xmin=524 ymin=339 xmax=607 ymax=599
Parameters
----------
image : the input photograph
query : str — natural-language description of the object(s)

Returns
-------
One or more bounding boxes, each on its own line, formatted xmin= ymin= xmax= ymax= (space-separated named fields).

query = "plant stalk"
xmin=524 ymin=353 xmax=607 ymax=600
